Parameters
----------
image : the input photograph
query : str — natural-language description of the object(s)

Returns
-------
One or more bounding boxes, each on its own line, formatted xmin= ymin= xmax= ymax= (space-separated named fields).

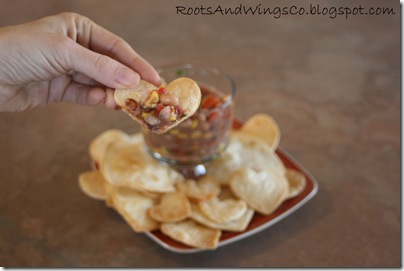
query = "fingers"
xmin=86 ymin=87 xmax=107 ymax=106
xmin=71 ymin=71 xmax=103 ymax=87
xmin=1 ymin=78 xmax=106 ymax=111
xmin=62 ymin=84 xmax=117 ymax=108
xmin=70 ymin=72 xmax=116 ymax=108
xmin=122 ymin=53 xmax=162 ymax=86
xmin=72 ymin=15 xmax=161 ymax=86
xmin=2 ymin=13 xmax=161 ymax=112
xmin=41 ymin=74 xmax=104 ymax=106
xmin=59 ymin=82 xmax=106 ymax=106
xmin=104 ymin=88 xmax=117 ymax=109
xmin=65 ymin=40 xmax=141 ymax=89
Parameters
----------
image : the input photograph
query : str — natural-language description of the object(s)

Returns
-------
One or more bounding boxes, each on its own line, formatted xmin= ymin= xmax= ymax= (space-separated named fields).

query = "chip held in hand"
xmin=114 ymin=78 xmax=201 ymax=134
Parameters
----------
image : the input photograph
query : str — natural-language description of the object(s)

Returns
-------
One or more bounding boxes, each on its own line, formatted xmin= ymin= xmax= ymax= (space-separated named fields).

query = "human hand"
xmin=0 ymin=12 xmax=160 ymax=112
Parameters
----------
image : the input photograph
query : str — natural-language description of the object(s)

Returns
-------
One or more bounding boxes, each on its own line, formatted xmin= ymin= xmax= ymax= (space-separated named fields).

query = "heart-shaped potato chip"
xmin=114 ymin=77 xmax=201 ymax=134
xmin=207 ymin=131 xmax=286 ymax=185
xmin=199 ymin=197 xmax=248 ymax=223
xmin=285 ymin=168 xmax=306 ymax=199
xmin=240 ymin=113 xmax=281 ymax=150
xmin=78 ymin=170 xmax=107 ymax=200
xmin=148 ymin=191 xmax=191 ymax=222
xmin=89 ymin=129 xmax=129 ymax=168
xmin=101 ymin=135 xmax=184 ymax=193
xmin=230 ymin=168 xmax=289 ymax=215
xmin=176 ymin=175 xmax=221 ymax=202
xmin=107 ymin=186 xmax=160 ymax=232
xmin=191 ymin=203 xmax=255 ymax=232
xmin=160 ymin=219 xmax=221 ymax=249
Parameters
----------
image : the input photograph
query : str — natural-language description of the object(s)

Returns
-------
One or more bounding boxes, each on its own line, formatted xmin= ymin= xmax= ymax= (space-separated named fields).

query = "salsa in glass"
xmin=142 ymin=84 xmax=234 ymax=166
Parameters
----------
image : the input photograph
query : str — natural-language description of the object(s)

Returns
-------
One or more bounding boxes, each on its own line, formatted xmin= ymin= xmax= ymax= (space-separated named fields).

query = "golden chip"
xmin=148 ymin=191 xmax=191 ymax=222
xmin=115 ymin=80 xmax=156 ymax=107
xmin=199 ymin=197 xmax=248 ymax=223
xmin=89 ymin=129 xmax=129 ymax=167
xmin=176 ymin=175 xmax=221 ymax=202
xmin=78 ymin=170 xmax=107 ymax=200
xmin=218 ymin=185 xmax=238 ymax=200
xmin=128 ymin=133 xmax=145 ymax=143
xmin=191 ymin=203 xmax=254 ymax=232
xmin=101 ymin=135 xmax=183 ymax=193
xmin=230 ymin=168 xmax=289 ymax=215
xmin=108 ymin=186 xmax=159 ymax=232
xmin=114 ymin=78 xmax=201 ymax=134
xmin=160 ymin=219 xmax=221 ymax=249
xmin=207 ymin=131 xmax=286 ymax=185
xmin=79 ymin=114 xmax=297 ymax=250
xmin=240 ymin=113 xmax=281 ymax=150
xmin=285 ymin=168 xmax=306 ymax=199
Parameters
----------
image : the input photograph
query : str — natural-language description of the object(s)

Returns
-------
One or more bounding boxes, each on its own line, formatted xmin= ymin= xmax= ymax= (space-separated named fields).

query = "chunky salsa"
xmin=143 ymin=84 xmax=234 ymax=165
xmin=125 ymin=87 xmax=187 ymax=132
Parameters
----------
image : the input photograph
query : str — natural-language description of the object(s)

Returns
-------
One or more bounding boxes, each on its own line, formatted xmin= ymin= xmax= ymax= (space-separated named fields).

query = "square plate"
xmin=144 ymin=121 xmax=319 ymax=253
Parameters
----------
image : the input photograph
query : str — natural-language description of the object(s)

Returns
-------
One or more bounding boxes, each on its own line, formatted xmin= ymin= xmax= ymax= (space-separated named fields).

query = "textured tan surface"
xmin=0 ymin=0 xmax=400 ymax=267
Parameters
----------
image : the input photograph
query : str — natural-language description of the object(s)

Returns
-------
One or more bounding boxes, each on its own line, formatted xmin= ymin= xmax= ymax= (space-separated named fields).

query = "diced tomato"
xmin=155 ymin=104 xmax=166 ymax=114
xmin=157 ymin=87 xmax=167 ymax=94
xmin=208 ymin=111 xmax=220 ymax=122
xmin=202 ymin=95 xmax=221 ymax=109
xmin=176 ymin=106 xmax=183 ymax=116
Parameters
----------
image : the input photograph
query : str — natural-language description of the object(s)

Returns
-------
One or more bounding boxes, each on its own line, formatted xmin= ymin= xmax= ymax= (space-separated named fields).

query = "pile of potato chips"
xmin=78 ymin=114 xmax=306 ymax=249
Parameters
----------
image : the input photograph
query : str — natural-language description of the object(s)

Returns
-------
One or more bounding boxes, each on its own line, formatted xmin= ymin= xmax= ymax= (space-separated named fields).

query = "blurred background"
xmin=0 ymin=0 xmax=400 ymax=267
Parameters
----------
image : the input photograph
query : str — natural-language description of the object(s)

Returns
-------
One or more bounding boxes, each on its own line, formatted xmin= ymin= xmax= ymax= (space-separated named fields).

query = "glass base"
xmin=172 ymin=164 xmax=207 ymax=179
xmin=146 ymin=148 xmax=218 ymax=179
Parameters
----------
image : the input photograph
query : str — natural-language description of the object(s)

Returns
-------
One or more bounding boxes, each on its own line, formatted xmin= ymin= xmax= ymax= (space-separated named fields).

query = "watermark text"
xmin=176 ymin=3 xmax=396 ymax=19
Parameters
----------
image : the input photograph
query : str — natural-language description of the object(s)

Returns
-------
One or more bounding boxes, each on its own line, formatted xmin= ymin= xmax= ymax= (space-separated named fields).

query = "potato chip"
xmin=114 ymin=78 xmax=201 ymax=134
xmin=230 ymin=168 xmax=289 ymax=215
xmin=285 ymin=168 xmax=306 ymax=199
xmin=115 ymin=80 xmax=156 ymax=108
xmin=105 ymin=183 xmax=161 ymax=201
xmin=148 ymin=191 xmax=191 ymax=222
xmin=217 ymin=185 xmax=237 ymax=200
xmin=137 ymin=190 xmax=162 ymax=199
xmin=160 ymin=219 xmax=221 ymax=249
xmin=78 ymin=170 xmax=107 ymax=200
xmin=101 ymin=136 xmax=184 ymax=193
xmin=176 ymin=175 xmax=220 ymax=202
xmin=240 ymin=113 xmax=281 ymax=150
xmin=89 ymin=129 xmax=129 ymax=167
xmin=207 ymin=131 xmax=286 ymax=185
xmin=79 ymin=116 xmax=298 ymax=249
xmin=128 ymin=133 xmax=145 ymax=143
xmin=108 ymin=186 xmax=159 ymax=232
xmin=199 ymin=197 xmax=247 ymax=223
xmin=191 ymin=203 xmax=254 ymax=232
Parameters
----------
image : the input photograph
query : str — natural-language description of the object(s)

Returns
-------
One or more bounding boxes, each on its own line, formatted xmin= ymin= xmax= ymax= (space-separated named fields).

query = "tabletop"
xmin=0 ymin=0 xmax=400 ymax=267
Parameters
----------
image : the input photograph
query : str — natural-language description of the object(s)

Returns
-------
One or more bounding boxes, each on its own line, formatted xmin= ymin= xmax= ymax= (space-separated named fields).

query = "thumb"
xmin=65 ymin=41 xmax=140 ymax=89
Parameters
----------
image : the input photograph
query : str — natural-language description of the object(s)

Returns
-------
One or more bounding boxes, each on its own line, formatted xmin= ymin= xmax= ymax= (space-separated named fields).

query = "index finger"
xmin=76 ymin=17 xmax=161 ymax=86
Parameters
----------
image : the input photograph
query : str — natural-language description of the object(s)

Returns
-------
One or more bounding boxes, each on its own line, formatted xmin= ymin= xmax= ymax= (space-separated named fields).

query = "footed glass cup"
xmin=141 ymin=63 xmax=236 ymax=179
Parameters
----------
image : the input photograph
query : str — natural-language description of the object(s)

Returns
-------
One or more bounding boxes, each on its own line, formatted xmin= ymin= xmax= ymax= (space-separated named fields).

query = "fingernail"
xmin=115 ymin=67 xmax=139 ymax=87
